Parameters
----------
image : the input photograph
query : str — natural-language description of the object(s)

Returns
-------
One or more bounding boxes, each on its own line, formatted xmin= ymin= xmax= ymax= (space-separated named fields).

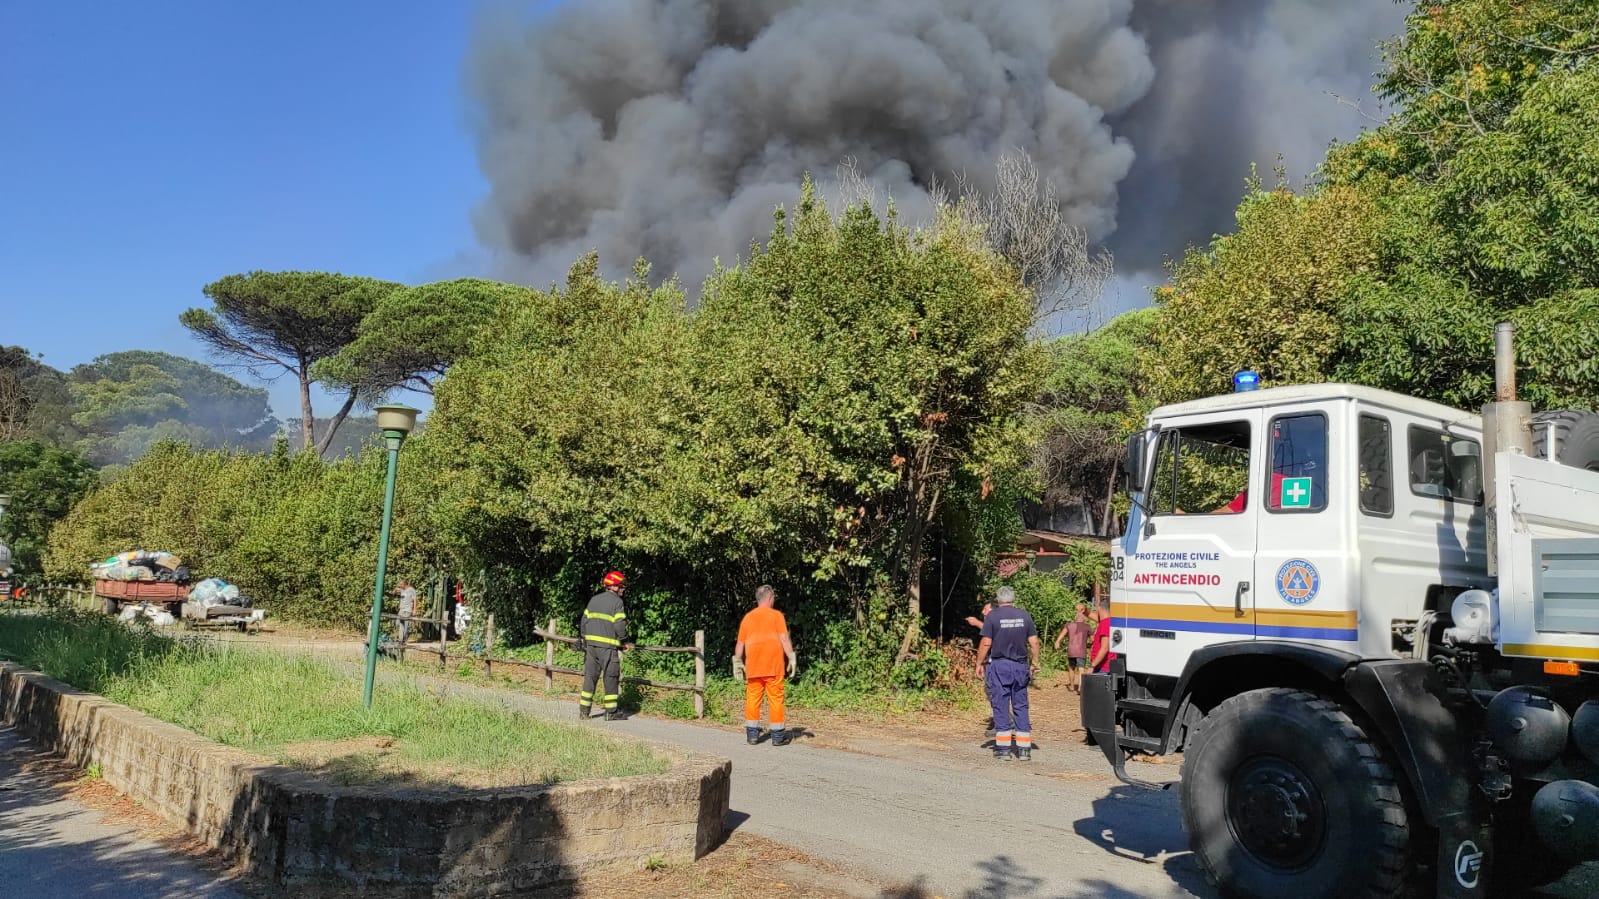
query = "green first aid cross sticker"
xmin=1279 ymin=477 xmax=1313 ymax=508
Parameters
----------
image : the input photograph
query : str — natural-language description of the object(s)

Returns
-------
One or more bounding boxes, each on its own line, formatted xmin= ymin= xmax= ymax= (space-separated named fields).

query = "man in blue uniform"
xmin=974 ymin=586 xmax=1041 ymax=760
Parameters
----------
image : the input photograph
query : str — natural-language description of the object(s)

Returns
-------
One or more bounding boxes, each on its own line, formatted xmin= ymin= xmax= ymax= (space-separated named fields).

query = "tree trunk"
xmin=896 ymin=535 xmax=926 ymax=664
xmin=315 ymin=389 xmax=360 ymax=457
xmin=1100 ymin=464 xmax=1118 ymax=535
xmin=894 ymin=453 xmax=940 ymax=665
xmin=296 ymin=355 xmax=316 ymax=452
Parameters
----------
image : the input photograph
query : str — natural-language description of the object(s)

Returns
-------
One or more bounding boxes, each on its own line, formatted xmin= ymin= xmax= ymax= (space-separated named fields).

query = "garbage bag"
xmin=190 ymin=578 xmax=228 ymax=604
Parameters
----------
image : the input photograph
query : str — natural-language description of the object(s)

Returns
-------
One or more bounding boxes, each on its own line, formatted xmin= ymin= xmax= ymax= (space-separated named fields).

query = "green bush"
xmin=44 ymin=439 xmax=430 ymax=627
xmin=997 ymin=567 xmax=1089 ymax=665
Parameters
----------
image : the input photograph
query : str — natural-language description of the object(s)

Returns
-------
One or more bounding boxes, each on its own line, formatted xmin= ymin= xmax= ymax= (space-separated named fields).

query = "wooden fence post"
xmin=544 ymin=618 xmax=557 ymax=692
xmin=439 ymin=609 xmax=448 ymax=670
xmin=484 ymin=613 xmax=494 ymax=678
xmin=694 ymin=629 xmax=705 ymax=719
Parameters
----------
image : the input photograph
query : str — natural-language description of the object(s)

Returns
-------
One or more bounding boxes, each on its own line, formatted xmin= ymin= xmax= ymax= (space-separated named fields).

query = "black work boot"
xmin=1016 ymin=747 xmax=1032 ymax=762
xmin=746 ymin=726 xmax=760 ymax=745
xmin=604 ymin=709 xmax=625 ymax=721
xmin=771 ymin=730 xmax=791 ymax=747
xmin=993 ymin=744 xmax=1014 ymax=761
xmin=577 ymin=704 xmax=591 ymax=721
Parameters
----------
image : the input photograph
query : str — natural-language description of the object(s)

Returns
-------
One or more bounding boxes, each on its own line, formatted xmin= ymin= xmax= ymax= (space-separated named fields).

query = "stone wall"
xmin=0 ymin=662 xmax=731 ymax=896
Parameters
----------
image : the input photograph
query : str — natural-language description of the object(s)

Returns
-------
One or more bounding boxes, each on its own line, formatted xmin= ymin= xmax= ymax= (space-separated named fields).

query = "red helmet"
xmin=602 ymin=570 xmax=626 ymax=588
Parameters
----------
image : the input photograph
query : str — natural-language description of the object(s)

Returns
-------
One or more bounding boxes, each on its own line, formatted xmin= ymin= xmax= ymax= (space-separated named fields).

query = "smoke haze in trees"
xmin=466 ymin=0 xmax=1404 ymax=290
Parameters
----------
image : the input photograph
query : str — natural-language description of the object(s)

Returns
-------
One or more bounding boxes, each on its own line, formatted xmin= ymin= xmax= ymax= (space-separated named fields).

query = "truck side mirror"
xmin=1122 ymin=432 xmax=1146 ymax=491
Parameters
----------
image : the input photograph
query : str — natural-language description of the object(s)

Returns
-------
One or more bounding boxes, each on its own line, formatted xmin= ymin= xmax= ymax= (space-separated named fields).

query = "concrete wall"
xmin=0 ymin=662 xmax=731 ymax=896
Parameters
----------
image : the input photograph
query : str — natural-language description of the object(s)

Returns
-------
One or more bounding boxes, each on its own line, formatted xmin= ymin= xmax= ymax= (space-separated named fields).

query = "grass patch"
xmin=0 ymin=609 xmax=668 ymax=788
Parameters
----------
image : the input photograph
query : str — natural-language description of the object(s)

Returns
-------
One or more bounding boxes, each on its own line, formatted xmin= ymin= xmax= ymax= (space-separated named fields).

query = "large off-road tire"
xmin=1534 ymin=410 xmax=1599 ymax=472
xmin=1180 ymin=689 xmax=1412 ymax=899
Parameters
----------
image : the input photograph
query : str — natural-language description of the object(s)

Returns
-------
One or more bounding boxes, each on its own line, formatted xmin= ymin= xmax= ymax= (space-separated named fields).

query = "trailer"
xmin=179 ymin=601 xmax=265 ymax=633
xmin=92 ymin=579 xmax=188 ymax=617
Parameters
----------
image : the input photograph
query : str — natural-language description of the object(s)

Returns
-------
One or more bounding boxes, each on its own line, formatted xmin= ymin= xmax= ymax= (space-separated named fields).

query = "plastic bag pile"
xmin=90 ymin=550 xmax=191 ymax=584
xmin=190 ymin=577 xmax=251 ymax=609
xmin=118 ymin=602 xmax=177 ymax=627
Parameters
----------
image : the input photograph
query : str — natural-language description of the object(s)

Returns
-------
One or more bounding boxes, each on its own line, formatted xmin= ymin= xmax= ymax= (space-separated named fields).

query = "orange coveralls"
xmin=739 ymin=606 xmax=789 ymax=730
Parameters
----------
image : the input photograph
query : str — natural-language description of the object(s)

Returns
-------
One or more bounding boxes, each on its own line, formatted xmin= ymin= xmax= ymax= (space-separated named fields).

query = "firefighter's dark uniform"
xmin=579 ymin=590 xmax=627 ymax=717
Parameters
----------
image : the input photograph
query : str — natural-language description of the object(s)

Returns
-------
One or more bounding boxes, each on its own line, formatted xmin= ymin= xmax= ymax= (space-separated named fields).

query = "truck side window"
xmin=1266 ymin=413 xmax=1328 ymax=512
xmin=1407 ymin=426 xmax=1483 ymax=504
xmin=1358 ymin=414 xmax=1394 ymax=516
xmin=1147 ymin=421 xmax=1251 ymax=515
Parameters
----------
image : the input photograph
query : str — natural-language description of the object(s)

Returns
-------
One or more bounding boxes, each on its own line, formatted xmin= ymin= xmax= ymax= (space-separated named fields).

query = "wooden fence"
xmin=7 ymin=582 xmax=98 ymax=611
xmin=379 ymin=613 xmax=707 ymax=719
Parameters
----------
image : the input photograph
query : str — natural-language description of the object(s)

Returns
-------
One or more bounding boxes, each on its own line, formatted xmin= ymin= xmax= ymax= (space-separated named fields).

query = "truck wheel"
xmin=1181 ymin=688 xmax=1412 ymax=899
xmin=1534 ymin=411 xmax=1599 ymax=472
xmin=102 ymin=597 xmax=117 ymax=616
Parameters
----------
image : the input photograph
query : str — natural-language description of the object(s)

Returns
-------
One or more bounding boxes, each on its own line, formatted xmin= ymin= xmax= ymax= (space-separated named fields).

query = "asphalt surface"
xmin=9 ymin=624 xmax=1599 ymax=898
xmin=0 ymin=725 xmax=241 ymax=899
xmin=250 ymin=638 xmax=1599 ymax=899
xmin=260 ymin=639 xmax=1214 ymax=898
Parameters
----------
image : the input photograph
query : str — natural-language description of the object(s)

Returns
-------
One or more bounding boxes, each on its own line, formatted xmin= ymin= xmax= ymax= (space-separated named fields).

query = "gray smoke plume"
xmin=467 ymin=0 xmax=1404 ymax=289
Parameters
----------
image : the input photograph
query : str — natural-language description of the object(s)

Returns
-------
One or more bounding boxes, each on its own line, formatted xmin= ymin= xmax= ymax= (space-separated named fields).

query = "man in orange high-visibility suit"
xmin=733 ymin=584 xmax=797 ymax=746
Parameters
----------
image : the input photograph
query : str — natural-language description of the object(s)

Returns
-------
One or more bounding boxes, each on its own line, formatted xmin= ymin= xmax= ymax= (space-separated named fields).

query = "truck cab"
xmin=1085 ymin=332 xmax=1599 ymax=899
xmin=1116 ymin=384 xmax=1489 ymax=677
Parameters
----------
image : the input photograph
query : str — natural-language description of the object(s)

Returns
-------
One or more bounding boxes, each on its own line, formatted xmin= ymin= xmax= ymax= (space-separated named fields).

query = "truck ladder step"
xmin=1116 ymin=734 xmax=1164 ymax=754
xmin=1116 ymin=697 xmax=1171 ymax=717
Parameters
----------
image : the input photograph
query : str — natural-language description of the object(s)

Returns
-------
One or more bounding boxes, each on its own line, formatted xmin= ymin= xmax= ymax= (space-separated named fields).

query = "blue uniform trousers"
xmin=985 ymin=658 xmax=1032 ymax=749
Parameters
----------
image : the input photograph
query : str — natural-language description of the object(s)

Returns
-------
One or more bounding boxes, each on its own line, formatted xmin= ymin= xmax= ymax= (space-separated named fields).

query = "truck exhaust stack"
xmin=1484 ymin=322 xmax=1533 ymax=576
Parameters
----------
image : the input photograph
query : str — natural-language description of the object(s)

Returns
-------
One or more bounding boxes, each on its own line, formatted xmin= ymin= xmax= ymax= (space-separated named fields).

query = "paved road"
xmin=223 ymin=636 xmax=1213 ymax=898
xmin=0 ymin=725 xmax=240 ymax=899
xmin=222 ymin=635 xmax=1599 ymax=899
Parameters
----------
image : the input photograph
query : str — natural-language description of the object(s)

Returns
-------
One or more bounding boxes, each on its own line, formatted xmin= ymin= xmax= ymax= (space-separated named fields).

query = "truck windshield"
xmin=1148 ymin=421 xmax=1251 ymax=515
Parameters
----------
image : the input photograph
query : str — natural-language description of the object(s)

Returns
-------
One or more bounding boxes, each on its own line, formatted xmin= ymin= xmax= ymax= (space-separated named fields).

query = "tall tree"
xmin=312 ymin=278 xmax=531 ymax=396
xmin=181 ymin=271 xmax=399 ymax=455
xmin=66 ymin=351 xmax=278 ymax=464
xmin=1033 ymin=308 xmax=1157 ymax=533
xmin=0 ymin=346 xmax=79 ymax=446
xmin=0 ymin=441 xmax=98 ymax=577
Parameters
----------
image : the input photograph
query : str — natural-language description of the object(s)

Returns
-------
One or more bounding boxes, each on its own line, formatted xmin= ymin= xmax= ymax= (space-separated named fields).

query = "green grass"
xmin=0 ymin=609 xmax=668 ymax=787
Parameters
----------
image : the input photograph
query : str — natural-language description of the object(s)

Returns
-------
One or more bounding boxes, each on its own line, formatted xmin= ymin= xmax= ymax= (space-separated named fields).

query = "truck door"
xmin=1120 ymin=410 xmax=1262 ymax=677
xmin=1252 ymin=405 xmax=1359 ymax=647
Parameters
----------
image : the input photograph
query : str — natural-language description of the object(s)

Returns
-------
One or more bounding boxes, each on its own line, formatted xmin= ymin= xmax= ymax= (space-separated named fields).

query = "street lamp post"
xmin=362 ymin=404 xmax=420 ymax=709
xmin=0 ymin=495 xmax=13 ymax=579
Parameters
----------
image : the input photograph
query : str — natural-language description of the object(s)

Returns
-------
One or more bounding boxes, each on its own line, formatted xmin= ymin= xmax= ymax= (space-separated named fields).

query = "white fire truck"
xmin=1084 ymin=324 xmax=1599 ymax=897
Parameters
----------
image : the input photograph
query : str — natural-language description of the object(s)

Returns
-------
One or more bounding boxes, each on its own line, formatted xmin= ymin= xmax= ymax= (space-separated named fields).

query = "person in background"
xmin=964 ymin=599 xmax=993 ymax=631
xmin=579 ymin=571 xmax=632 ymax=721
xmin=965 ymin=596 xmax=997 ymax=738
xmin=1054 ymin=593 xmax=1096 ymax=693
xmin=1090 ymin=595 xmax=1115 ymax=673
xmin=975 ymin=586 xmax=1041 ymax=761
xmin=734 ymin=585 xmax=798 ymax=746
xmin=393 ymin=579 xmax=417 ymax=644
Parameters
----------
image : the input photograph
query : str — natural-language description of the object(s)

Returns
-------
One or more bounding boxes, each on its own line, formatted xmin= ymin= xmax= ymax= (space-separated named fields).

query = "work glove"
xmin=786 ymin=654 xmax=798 ymax=678
xmin=732 ymin=657 xmax=747 ymax=681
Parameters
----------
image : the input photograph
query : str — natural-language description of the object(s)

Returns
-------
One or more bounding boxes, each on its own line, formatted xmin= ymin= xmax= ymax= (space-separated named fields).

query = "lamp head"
xmin=374 ymin=404 xmax=421 ymax=443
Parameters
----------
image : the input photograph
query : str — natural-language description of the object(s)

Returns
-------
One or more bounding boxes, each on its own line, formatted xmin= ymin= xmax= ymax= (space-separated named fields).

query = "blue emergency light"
xmin=1233 ymin=370 xmax=1260 ymax=392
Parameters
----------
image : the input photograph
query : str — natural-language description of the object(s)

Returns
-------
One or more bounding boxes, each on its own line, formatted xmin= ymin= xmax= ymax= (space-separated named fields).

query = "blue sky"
xmin=0 ymin=2 xmax=530 ymax=420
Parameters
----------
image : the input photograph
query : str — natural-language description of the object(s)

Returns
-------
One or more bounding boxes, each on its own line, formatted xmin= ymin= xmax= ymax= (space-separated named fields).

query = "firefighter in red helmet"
xmin=579 ymin=570 xmax=631 ymax=721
